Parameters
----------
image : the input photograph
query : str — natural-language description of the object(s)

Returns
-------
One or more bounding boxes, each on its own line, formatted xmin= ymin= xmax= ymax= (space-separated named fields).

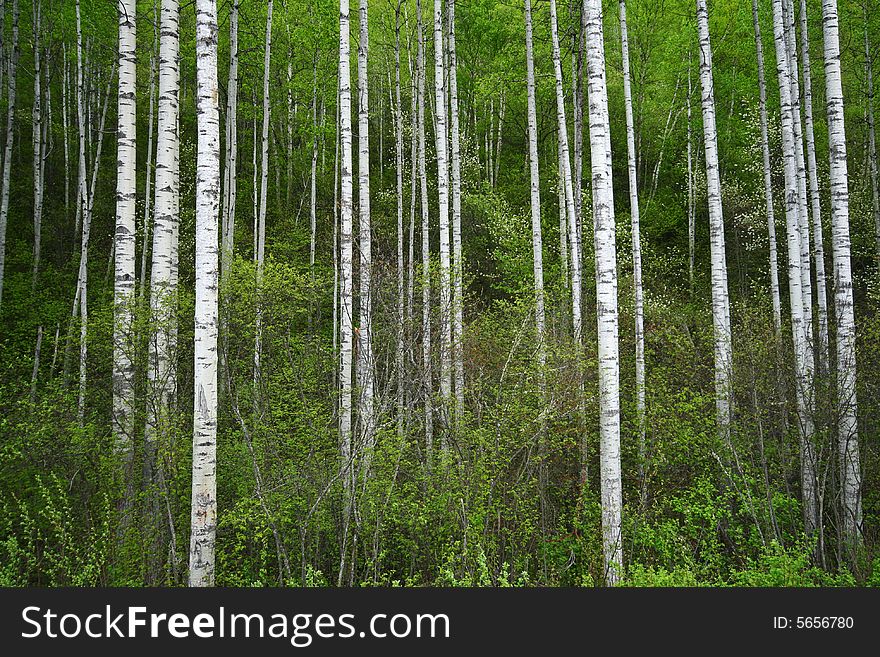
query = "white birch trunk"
xmin=221 ymin=0 xmax=238 ymax=287
xmin=585 ymin=0 xmax=623 ymax=586
xmin=434 ymin=0 xmax=452 ymax=438
xmin=798 ymin=0 xmax=829 ymax=372
xmin=146 ymin=0 xmax=180 ymax=451
xmin=339 ymin=0 xmax=356 ymax=521
xmin=821 ymin=0 xmax=862 ymax=546
xmin=0 ymin=0 xmax=18 ymax=307
xmin=550 ymin=0 xmax=582 ymax=342
xmin=696 ymin=0 xmax=733 ymax=445
xmin=140 ymin=9 xmax=158 ymax=303
xmin=31 ymin=0 xmax=42 ymax=290
xmin=357 ymin=0 xmax=375 ymax=460
xmin=752 ymin=0 xmax=783 ymax=338
xmin=113 ymin=0 xmax=137 ymax=454
xmin=782 ymin=0 xmax=814 ymax=332
xmin=417 ymin=0 xmax=433 ymax=464
xmin=310 ymin=56 xmax=318 ymax=271
xmin=619 ymin=0 xmax=646 ymax=506
xmin=189 ymin=0 xmax=221 ymax=587
xmin=254 ymin=0 xmax=273 ymax=393
xmin=772 ymin=0 xmax=818 ymax=537
xmin=448 ymin=0 xmax=464 ymax=424
xmin=395 ymin=1 xmax=406 ymax=440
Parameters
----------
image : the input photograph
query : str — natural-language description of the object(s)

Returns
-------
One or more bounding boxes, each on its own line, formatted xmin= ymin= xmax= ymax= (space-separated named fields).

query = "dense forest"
xmin=0 ymin=0 xmax=877 ymax=587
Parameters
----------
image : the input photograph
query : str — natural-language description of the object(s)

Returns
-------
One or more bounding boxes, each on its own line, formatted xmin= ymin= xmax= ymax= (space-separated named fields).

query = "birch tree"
xmin=821 ymin=0 xmax=863 ymax=548
xmin=254 ymin=0 xmax=273 ymax=392
xmin=31 ymin=0 xmax=42 ymax=290
xmin=586 ymin=0 xmax=623 ymax=586
xmin=751 ymin=0 xmax=783 ymax=339
xmin=189 ymin=0 xmax=221 ymax=588
xmin=434 ymin=0 xmax=452 ymax=436
xmin=619 ymin=0 xmax=645 ymax=504
xmin=357 ymin=0 xmax=375 ymax=463
xmin=524 ymin=0 xmax=547 ymax=516
xmin=394 ymin=0 xmax=405 ymax=440
xmin=549 ymin=0 xmax=581 ymax=342
xmin=797 ymin=0 xmax=829 ymax=372
xmin=771 ymin=0 xmax=818 ymax=538
xmin=0 ymin=0 xmax=19 ymax=307
xmin=146 ymin=0 xmax=180 ymax=457
xmin=448 ymin=0 xmax=464 ymax=422
xmin=221 ymin=0 xmax=239 ymax=287
xmin=113 ymin=0 xmax=137 ymax=454
xmin=417 ymin=0 xmax=433 ymax=463
xmin=338 ymin=0 xmax=356 ymax=544
xmin=696 ymin=0 xmax=733 ymax=445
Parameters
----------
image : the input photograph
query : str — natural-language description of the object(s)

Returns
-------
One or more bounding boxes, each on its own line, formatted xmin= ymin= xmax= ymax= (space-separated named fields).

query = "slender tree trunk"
xmin=140 ymin=8 xmax=158 ymax=303
xmin=395 ymin=1 xmax=406 ymax=441
xmin=752 ymin=0 xmax=783 ymax=339
xmin=189 ymin=0 xmax=221 ymax=588
xmin=550 ymin=0 xmax=581 ymax=343
xmin=417 ymin=0 xmax=433 ymax=465
xmin=221 ymin=0 xmax=238 ymax=288
xmin=310 ymin=55 xmax=318 ymax=272
xmin=0 ymin=0 xmax=19 ymax=307
xmin=492 ymin=90 xmax=504 ymax=188
xmin=798 ymin=0 xmax=829 ymax=373
xmin=30 ymin=325 xmax=42 ymax=403
xmin=696 ymin=0 xmax=733 ymax=446
xmin=357 ymin=0 xmax=375 ymax=466
xmin=338 ymin=0 xmax=356 ymax=578
xmin=254 ymin=0 xmax=273 ymax=396
xmin=448 ymin=0 xmax=464 ymax=425
xmin=772 ymin=0 xmax=818 ymax=540
xmin=146 ymin=0 xmax=181 ymax=470
xmin=114 ymin=0 xmax=137 ymax=455
xmin=433 ymin=0 xmax=451 ymax=441
xmin=821 ymin=0 xmax=863 ymax=551
xmin=782 ymin=0 xmax=814 ymax=335
xmin=62 ymin=44 xmax=70 ymax=226
xmin=524 ymin=0 xmax=547 ymax=527
xmin=31 ymin=0 xmax=42 ymax=290
xmin=619 ymin=0 xmax=646 ymax=510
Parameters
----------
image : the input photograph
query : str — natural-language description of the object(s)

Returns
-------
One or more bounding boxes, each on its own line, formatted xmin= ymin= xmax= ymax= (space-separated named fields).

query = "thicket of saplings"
xmin=0 ymin=161 xmax=876 ymax=586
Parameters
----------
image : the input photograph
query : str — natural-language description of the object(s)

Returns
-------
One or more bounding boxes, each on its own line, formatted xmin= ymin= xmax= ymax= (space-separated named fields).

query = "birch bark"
xmin=189 ymin=0 xmax=221 ymax=588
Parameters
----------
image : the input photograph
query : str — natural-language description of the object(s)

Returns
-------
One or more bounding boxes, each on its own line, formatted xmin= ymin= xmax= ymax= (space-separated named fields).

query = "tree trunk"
xmin=550 ymin=0 xmax=581 ymax=343
xmin=798 ymin=0 xmax=829 ymax=373
xmin=338 ymin=0 xmax=356 ymax=577
xmin=524 ymin=0 xmax=547 ymax=527
xmin=417 ymin=0 xmax=433 ymax=465
xmin=357 ymin=0 xmax=375 ymax=468
xmin=254 ymin=0 xmax=273 ymax=396
xmin=140 ymin=6 xmax=158 ymax=303
xmin=114 ymin=0 xmax=137 ymax=455
xmin=0 ymin=0 xmax=18 ymax=307
xmin=586 ymin=0 xmax=623 ymax=586
xmin=771 ymin=0 xmax=818 ymax=540
xmin=752 ymin=0 xmax=783 ymax=339
xmin=433 ymin=0 xmax=452 ymax=441
xmin=189 ymin=0 xmax=221 ymax=588
xmin=395 ymin=1 xmax=406 ymax=441
xmin=221 ymin=0 xmax=238 ymax=288
xmin=696 ymin=0 xmax=733 ymax=446
xmin=619 ymin=0 xmax=646 ymax=510
xmin=448 ymin=0 xmax=464 ymax=425
xmin=821 ymin=0 xmax=863 ymax=551
xmin=31 ymin=0 xmax=42 ymax=290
